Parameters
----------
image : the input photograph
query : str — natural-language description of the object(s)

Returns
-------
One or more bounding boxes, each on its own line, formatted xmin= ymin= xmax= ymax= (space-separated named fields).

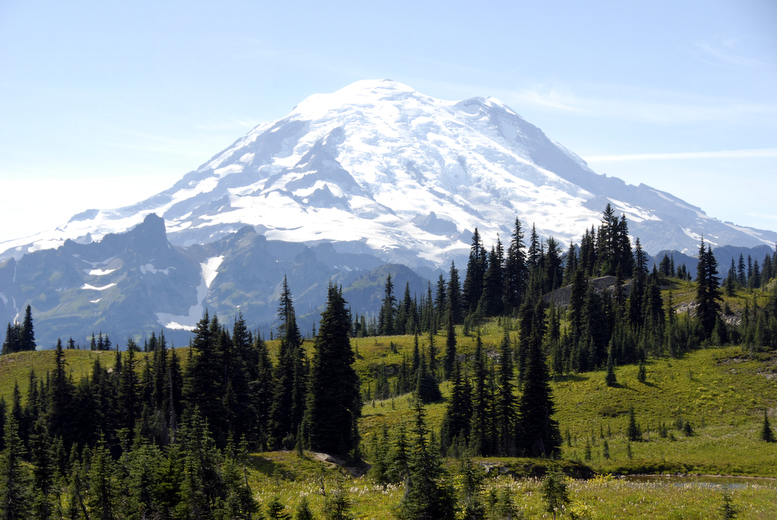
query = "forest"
xmin=0 ymin=204 xmax=776 ymax=519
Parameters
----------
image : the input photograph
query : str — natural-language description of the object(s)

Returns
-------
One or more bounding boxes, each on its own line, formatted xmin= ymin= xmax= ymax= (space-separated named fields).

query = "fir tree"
xmin=517 ymin=299 xmax=561 ymax=458
xmin=447 ymin=261 xmax=462 ymax=325
xmin=761 ymin=409 xmax=775 ymax=443
xmin=304 ymin=285 xmax=361 ymax=456
xmin=696 ymin=239 xmax=723 ymax=339
xmin=0 ymin=415 xmax=30 ymax=520
xmin=396 ymin=400 xmax=456 ymax=520
xmin=541 ymin=471 xmax=570 ymax=520
xmin=495 ymin=328 xmax=517 ymax=456
xmin=19 ymin=306 xmax=35 ymax=352
xmin=462 ymin=228 xmax=487 ymax=315
xmin=504 ymin=217 xmax=528 ymax=312
xmin=378 ymin=273 xmax=397 ymax=336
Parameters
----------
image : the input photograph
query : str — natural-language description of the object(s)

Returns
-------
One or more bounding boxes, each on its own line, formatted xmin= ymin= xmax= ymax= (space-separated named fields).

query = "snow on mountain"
xmin=2 ymin=79 xmax=775 ymax=266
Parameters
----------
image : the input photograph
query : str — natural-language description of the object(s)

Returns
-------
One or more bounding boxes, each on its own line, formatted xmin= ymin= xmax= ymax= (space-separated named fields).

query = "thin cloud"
xmin=584 ymin=149 xmax=777 ymax=162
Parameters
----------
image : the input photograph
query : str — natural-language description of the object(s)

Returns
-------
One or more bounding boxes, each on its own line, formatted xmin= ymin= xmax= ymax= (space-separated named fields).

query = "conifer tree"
xmin=0 ymin=415 xmax=30 ymax=520
xmin=761 ymin=409 xmax=775 ymax=443
xmin=696 ymin=239 xmax=722 ymax=339
xmin=304 ymin=285 xmax=361 ymax=456
xmin=396 ymin=400 xmax=456 ymax=520
xmin=481 ymin=242 xmax=505 ymax=316
xmin=496 ymin=328 xmax=517 ymax=456
xmin=378 ymin=273 xmax=397 ymax=336
xmin=19 ymin=306 xmax=35 ymax=352
xmin=517 ymin=299 xmax=561 ymax=458
xmin=462 ymin=228 xmax=487 ymax=315
xmin=446 ymin=261 xmax=462 ymax=325
xmin=270 ymin=278 xmax=307 ymax=449
xmin=442 ymin=306 xmax=457 ymax=381
xmin=504 ymin=217 xmax=528 ymax=312
xmin=184 ymin=312 xmax=228 ymax=447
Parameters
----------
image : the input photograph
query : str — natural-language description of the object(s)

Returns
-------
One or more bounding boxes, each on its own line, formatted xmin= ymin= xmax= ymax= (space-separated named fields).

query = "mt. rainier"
xmin=4 ymin=79 xmax=774 ymax=269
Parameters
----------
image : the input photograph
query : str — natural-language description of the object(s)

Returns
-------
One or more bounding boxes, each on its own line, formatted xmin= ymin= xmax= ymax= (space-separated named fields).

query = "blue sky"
xmin=0 ymin=0 xmax=775 ymax=244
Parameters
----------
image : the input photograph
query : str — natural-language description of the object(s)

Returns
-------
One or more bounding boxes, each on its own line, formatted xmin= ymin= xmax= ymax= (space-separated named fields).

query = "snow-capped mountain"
xmin=3 ymin=79 xmax=774 ymax=269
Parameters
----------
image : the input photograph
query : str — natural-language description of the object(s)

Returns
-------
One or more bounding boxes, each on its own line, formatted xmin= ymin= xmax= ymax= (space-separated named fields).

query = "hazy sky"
xmin=1 ymin=0 xmax=775 ymax=245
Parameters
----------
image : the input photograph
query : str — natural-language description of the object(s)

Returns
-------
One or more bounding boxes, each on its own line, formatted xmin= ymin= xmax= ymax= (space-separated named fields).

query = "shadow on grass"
xmin=553 ymin=373 xmax=587 ymax=383
xmin=249 ymin=454 xmax=298 ymax=481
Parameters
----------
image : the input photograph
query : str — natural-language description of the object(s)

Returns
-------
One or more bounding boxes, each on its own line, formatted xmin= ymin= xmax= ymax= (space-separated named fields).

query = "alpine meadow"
xmin=1 ymin=78 xmax=776 ymax=519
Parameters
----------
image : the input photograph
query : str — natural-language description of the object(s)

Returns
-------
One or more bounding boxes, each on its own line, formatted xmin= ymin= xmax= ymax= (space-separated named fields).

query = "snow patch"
xmin=86 ymin=268 xmax=116 ymax=276
xmin=202 ymin=256 xmax=223 ymax=288
xmin=0 ymin=293 xmax=6 ymax=306
xmin=155 ymin=256 xmax=223 ymax=331
xmin=81 ymin=283 xmax=117 ymax=291
xmin=90 ymin=299 xmax=101 ymax=304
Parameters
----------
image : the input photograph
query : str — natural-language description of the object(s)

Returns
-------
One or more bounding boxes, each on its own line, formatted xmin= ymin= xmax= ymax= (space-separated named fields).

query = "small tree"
xmin=295 ymin=497 xmax=314 ymax=520
xmin=719 ymin=491 xmax=738 ymax=519
xmin=627 ymin=407 xmax=642 ymax=442
xmin=761 ymin=410 xmax=775 ymax=443
xmin=267 ymin=496 xmax=290 ymax=519
xmin=605 ymin=344 xmax=617 ymax=387
xmin=541 ymin=471 xmax=570 ymax=520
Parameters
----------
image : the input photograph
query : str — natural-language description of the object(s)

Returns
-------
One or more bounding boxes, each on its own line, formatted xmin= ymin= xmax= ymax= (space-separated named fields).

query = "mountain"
xmin=2 ymin=79 xmax=775 ymax=270
xmin=2 ymin=79 xmax=776 ymax=347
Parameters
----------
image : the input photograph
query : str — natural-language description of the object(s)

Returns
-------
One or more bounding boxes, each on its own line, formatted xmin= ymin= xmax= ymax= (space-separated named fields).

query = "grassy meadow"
xmin=2 ymin=296 xmax=776 ymax=517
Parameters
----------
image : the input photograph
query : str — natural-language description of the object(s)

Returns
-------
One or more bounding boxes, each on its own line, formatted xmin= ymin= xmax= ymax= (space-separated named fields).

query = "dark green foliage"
xmin=495 ymin=328 xmax=517 ymax=456
xmin=504 ymin=217 xmax=528 ymax=313
xmin=627 ymin=407 xmax=642 ymax=442
xmin=696 ymin=238 xmax=723 ymax=339
xmin=267 ymin=496 xmax=290 ymax=519
xmin=605 ymin=344 xmax=617 ymax=387
xmin=414 ymin=353 xmax=441 ymax=404
xmin=760 ymin=410 xmax=775 ymax=443
xmin=322 ymin=477 xmax=353 ymax=520
xmin=462 ymin=229 xmax=487 ymax=316
xmin=304 ymin=285 xmax=361 ymax=456
xmin=270 ymin=278 xmax=307 ymax=449
xmin=441 ymin=360 xmax=471 ymax=454
xmin=295 ymin=497 xmax=315 ymax=520
xmin=395 ymin=401 xmax=456 ymax=520
xmin=457 ymin=453 xmax=485 ymax=519
xmin=446 ymin=261 xmax=462 ymax=326
xmin=719 ymin=491 xmax=738 ymax=519
xmin=378 ymin=273 xmax=397 ymax=336
xmin=541 ymin=471 xmax=570 ymax=520
xmin=0 ymin=415 xmax=31 ymax=520
xmin=517 ymin=299 xmax=561 ymax=458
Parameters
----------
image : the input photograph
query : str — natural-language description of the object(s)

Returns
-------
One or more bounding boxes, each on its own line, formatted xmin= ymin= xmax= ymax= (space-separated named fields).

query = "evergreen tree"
xmin=441 ymin=360 xmax=471 ymax=454
xmin=442 ymin=306 xmax=457 ymax=381
xmin=504 ymin=217 xmax=528 ymax=313
xmin=485 ymin=240 xmax=507 ymax=316
xmin=0 ymin=415 xmax=30 ymax=520
xmin=270 ymin=278 xmax=307 ymax=449
xmin=696 ymin=239 xmax=722 ymax=339
xmin=626 ymin=407 xmax=642 ymax=441
xmin=541 ymin=471 xmax=570 ymax=520
xmin=19 ymin=306 xmax=35 ymax=352
xmin=517 ymin=299 xmax=561 ymax=458
xmin=304 ymin=285 xmax=361 ymax=456
xmin=396 ymin=400 xmax=456 ymax=520
xmin=378 ymin=274 xmax=397 ymax=336
xmin=447 ymin=261 xmax=463 ymax=326
xmin=495 ymin=328 xmax=517 ymax=456
xmin=605 ymin=343 xmax=617 ymax=387
xmin=414 ymin=352 xmax=441 ymax=404
xmin=462 ymin=229 xmax=487 ymax=315
xmin=761 ymin=409 xmax=775 ymax=443
xmin=183 ymin=311 xmax=228 ymax=447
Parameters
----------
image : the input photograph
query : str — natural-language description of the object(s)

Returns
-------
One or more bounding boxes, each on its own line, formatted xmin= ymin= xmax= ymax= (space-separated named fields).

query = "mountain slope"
xmin=3 ymin=79 xmax=774 ymax=268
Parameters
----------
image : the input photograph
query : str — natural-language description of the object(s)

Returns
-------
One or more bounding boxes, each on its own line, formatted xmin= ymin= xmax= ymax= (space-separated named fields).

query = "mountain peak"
xmin=2 ymin=81 xmax=775 ymax=266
